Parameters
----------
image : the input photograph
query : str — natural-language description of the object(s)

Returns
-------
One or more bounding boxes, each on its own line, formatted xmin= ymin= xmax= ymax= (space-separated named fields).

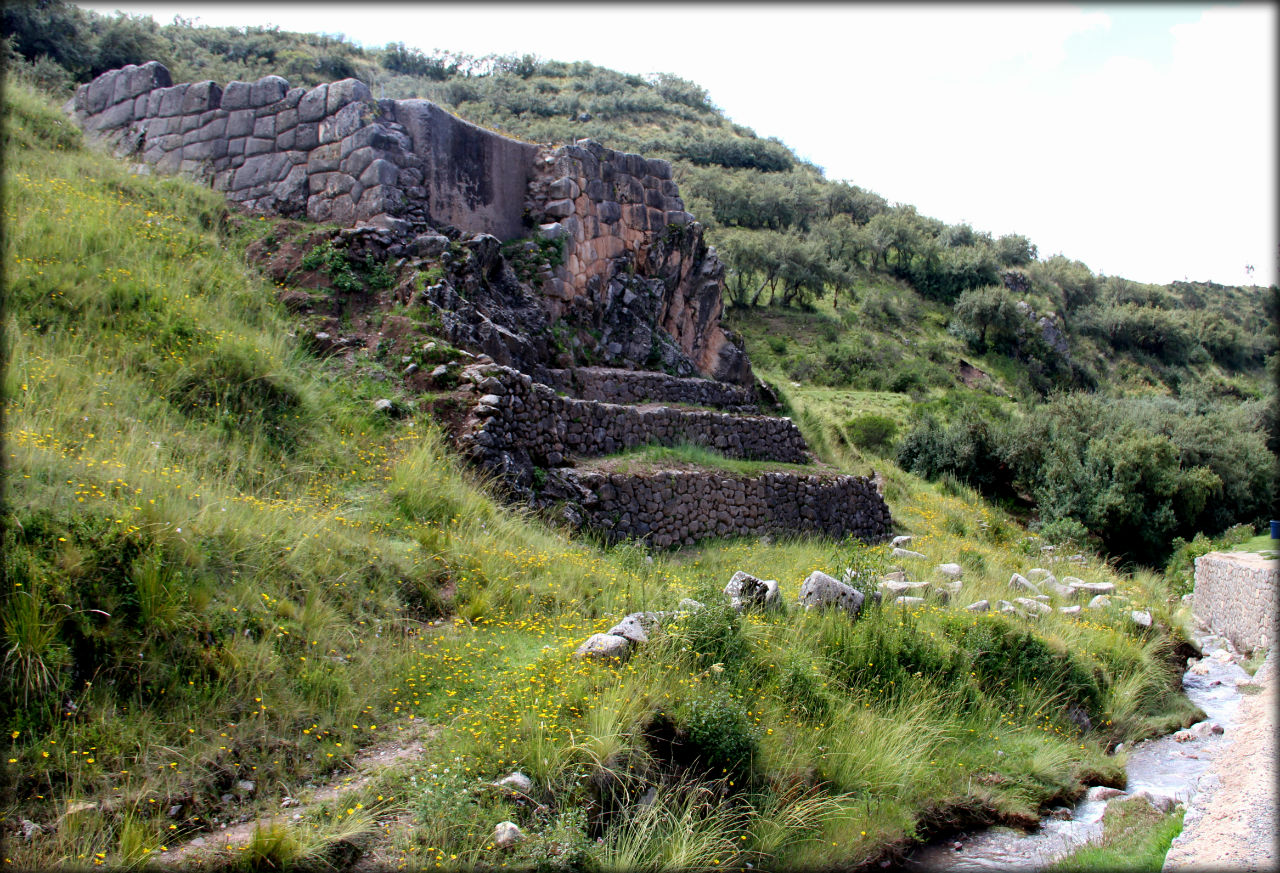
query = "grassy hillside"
xmin=1 ymin=79 xmax=1207 ymax=870
xmin=8 ymin=3 xmax=1274 ymax=567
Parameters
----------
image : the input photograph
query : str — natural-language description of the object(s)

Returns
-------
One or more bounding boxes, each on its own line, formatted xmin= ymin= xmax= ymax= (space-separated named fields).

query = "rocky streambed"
xmin=906 ymin=628 xmax=1258 ymax=871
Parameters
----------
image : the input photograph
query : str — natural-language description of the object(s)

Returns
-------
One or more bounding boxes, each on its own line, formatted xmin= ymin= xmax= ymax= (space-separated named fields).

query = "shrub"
xmin=676 ymin=686 xmax=759 ymax=777
xmin=843 ymin=413 xmax=898 ymax=455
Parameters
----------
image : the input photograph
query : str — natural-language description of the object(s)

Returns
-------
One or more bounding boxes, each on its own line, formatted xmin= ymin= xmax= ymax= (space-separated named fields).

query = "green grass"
xmin=1235 ymin=533 xmax=1278 ymax=555
xmin=582 ymin=441 xmax=824 ymax=476
xmin=1048 ymin=795 xmax=1186 ymax=872
xmin=3 ymin=79 xmax=1201 ymax=871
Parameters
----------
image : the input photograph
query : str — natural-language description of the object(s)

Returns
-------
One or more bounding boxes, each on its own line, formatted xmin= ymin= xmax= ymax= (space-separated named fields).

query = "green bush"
xmin=843 ymin=414 xmax=898 ymax=455
xmin=676 ymin=686 xmax=760 ymax=776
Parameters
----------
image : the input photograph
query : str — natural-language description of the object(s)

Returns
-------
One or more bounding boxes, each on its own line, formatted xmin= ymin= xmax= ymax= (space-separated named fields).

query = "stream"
xmin=905 ymin=630 xmax=1253 ymax=871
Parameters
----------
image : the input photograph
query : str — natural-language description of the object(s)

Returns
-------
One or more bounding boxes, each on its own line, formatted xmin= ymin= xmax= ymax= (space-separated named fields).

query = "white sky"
xmin=81 ymin=2 xmax=1278 ymax=288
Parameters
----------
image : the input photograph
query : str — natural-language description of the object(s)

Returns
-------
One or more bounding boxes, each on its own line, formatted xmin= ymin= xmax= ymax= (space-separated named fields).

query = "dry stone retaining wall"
xmin=567 ymin=469 xmax=890 ymax=548
xmin=1193 ymin=551 xmax=1278 ymax=653
xmin=542 ymin=366 xmax=759 ymax=412
xmin=462 ymin=365 xmax=805 ymax=466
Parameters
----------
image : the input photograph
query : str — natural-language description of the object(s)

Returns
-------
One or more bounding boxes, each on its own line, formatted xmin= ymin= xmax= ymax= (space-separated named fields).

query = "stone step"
xmin=460 ymin=363 xmax=807 ymax=466
xmin=538 ymin=365 xmax=761 ymax=413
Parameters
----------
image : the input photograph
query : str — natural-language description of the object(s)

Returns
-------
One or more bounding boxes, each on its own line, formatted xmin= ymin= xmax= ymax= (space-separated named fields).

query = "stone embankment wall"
xmin=66 ymin=62 xmax=537 ymax=237
xmin=462 ymin=366 xmax=806 ymax=465
xmin=543 ymin=366 xmax=759 ymax=412
xmin=1193 ymin=551 xmax=1278 ymax=653
xmin=567 ymin=470 xmax=890 ymax=548
xmin=69 ymin=63 xmax=752 ymax=386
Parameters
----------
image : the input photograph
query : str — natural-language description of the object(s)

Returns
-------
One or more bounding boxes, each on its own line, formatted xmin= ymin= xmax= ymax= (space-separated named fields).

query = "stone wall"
xmin=68 ymin=63 xmax=752 ymax=386
xmin=1193 ymin=551 xmax=1278 ymax=653
xmin=542 ymin=366 xmax=759 ymax=412
xmin=460 ymin=365 xmax=806 ymax=467
xmin=65 ymin=62 xmax=537 ymax=237
xmin=566 ymin=469 xmax=890 ymax=548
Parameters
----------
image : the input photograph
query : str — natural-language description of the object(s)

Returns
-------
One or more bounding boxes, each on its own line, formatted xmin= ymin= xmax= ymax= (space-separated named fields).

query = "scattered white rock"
xmin=608 ymin=612 xmax=660 ymax=643
xmin=933 ymin=580 xmax=962 ymax=601
xmin=493 ymin=821 xmax=524 ymax=848
xmin=1009 ymin=573 xmax=1042 ymax=595
xmin=574 ymin=633 xmax=633 ymax=660
xmin=677 ymin=598 xmax=704 ymax=612
xmin=1058 ymin=605 xmax=1082 ymax=615
xmin=894 ymin=596 xmax=926 ymax=607
xmin=892 ymin=547 xmax=926 ymax=560
xmin=1027 ymin=568 xmax=1056 ymax=585
xmin=997 ymin=600 xmax=1016 ymax=613
xmin=724 ymin=571 xmax=780 ymax=611
xmin=798 ymin=571 xmax=865 ymax=618
xmin=891 ymin=535 xmax=914 ymax=547
xmin=1075 ymin=581 xmax=1116 ymax=597
xmin=881 ymin=570 xmax=908 ymax=583
xmin=1130 ymin=610 xmax=1152 ymax=628
xmin=1087 ymin=595 xmax=1112 ymax=609
xmin=937 ymin=563 xmax=963 ymax=579
xmin=373 ymin=398 xmax=395 ymax=414
xmin=1014 ymin=597 xmax=1052 ymax=616
xmin=1086 ymin=785 xmax=1126 ymax=802
xmin=1062 ymin=576 xmax=1085 ymax=587
xmin=495 ymin=772 xmax=533 ymax=794
xmin=965 ymin=599 xmax=990 ymax=612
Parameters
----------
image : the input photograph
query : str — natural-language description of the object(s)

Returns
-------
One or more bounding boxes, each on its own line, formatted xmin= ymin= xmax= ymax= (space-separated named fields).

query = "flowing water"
xmin=905 ymin=632 xmax=1253 ymax=871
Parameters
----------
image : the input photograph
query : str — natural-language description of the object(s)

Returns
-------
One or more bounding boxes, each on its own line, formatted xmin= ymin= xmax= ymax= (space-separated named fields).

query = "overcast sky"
xmin=81 ymin=2 xmax=1278 ymax=288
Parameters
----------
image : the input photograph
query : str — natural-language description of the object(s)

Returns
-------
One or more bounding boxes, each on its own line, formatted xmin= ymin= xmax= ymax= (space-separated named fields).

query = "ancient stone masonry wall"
xmin=1193 ymin=552 xmax=1278 ymax=653
xmin=460 ymin=365 xmax=806 ymax=467
xmin=66 ymin=62 xmax=537 ymax=236
xmin=542 ymin=367 xmax=760 ymax=412
xmin=565 ymin=470 xmax=890 ymax=549
xmin=69 ymin=63 xmax=753 ymax=386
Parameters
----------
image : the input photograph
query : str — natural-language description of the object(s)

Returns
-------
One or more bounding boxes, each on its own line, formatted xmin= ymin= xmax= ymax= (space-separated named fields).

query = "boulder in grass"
xmin=724 ymin=571 xmax=780 ymax=610
xmin=891 ymin=535 xmax=913 ymax=547
xmin=933 ymin=580 xmax=962 ymax=601
xmin=1058 ymin=605 xmax=1082 ymax=615
xmin=1130 ymin=610 xmax=1152 ymax=628
xmin=1009 ymin=573 xmax=1042 ymax=595
xmin=493 ymin=821 xmax=524 ymax=848
xmin=495 ymin=772 xmax=533 ymax=795
xmin=607 ymin=612 xmax=661 ymax=643
xmin=937 ymin=563 xmax=963 ymax=580
xmin=895 ymin=596 xmax=926 ymax=607
xmin=893 ymin=547 xmax=927 ymax=560
xmin=1014 ymin=597 xmax=1052 ymax=616
xmin=996 ymin=599 xmax=1016 ymax=613
xmin=1074 ymin=581 xmax=1116 ymax=597
xmin=965 ymin=599 xmax=990 ymax=612
xmin=1087 ymin=595 xmax=1112 ymax=609
xmin=574 ymin=633 xmax=632 ymax=660
xmin=1027 ymin=568 xmax=1056 ymax=585
xmin=798 ymin=571 xmax=865 ymax=618
xmin=677 ymin=598 xmax=704 ymax=612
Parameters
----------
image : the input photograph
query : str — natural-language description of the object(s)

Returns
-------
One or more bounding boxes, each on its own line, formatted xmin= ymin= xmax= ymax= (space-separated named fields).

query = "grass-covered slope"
xmin=3 ymin=80 xmax=1202 ymax=871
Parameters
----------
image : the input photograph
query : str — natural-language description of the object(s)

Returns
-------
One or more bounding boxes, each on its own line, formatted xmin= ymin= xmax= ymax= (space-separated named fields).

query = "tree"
xmin=3 ymin=0 xmax=94 ymax=79
xmin=952 ymin=284 xmax=1021 ymax=352
xmin=994 ymin=233 xmax=1037 ymax=267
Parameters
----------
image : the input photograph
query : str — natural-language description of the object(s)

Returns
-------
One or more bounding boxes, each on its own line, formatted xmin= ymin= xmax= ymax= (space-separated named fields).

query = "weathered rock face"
xmin=67 ymin=63 xmax=754 ymax=386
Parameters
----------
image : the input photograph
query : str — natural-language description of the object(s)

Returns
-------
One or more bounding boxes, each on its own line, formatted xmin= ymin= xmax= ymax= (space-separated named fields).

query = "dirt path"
xmin=152 ymin=721 xmax=438 ymax=868
xmin=1163 ymin=649 xmax=1277 ymax=872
